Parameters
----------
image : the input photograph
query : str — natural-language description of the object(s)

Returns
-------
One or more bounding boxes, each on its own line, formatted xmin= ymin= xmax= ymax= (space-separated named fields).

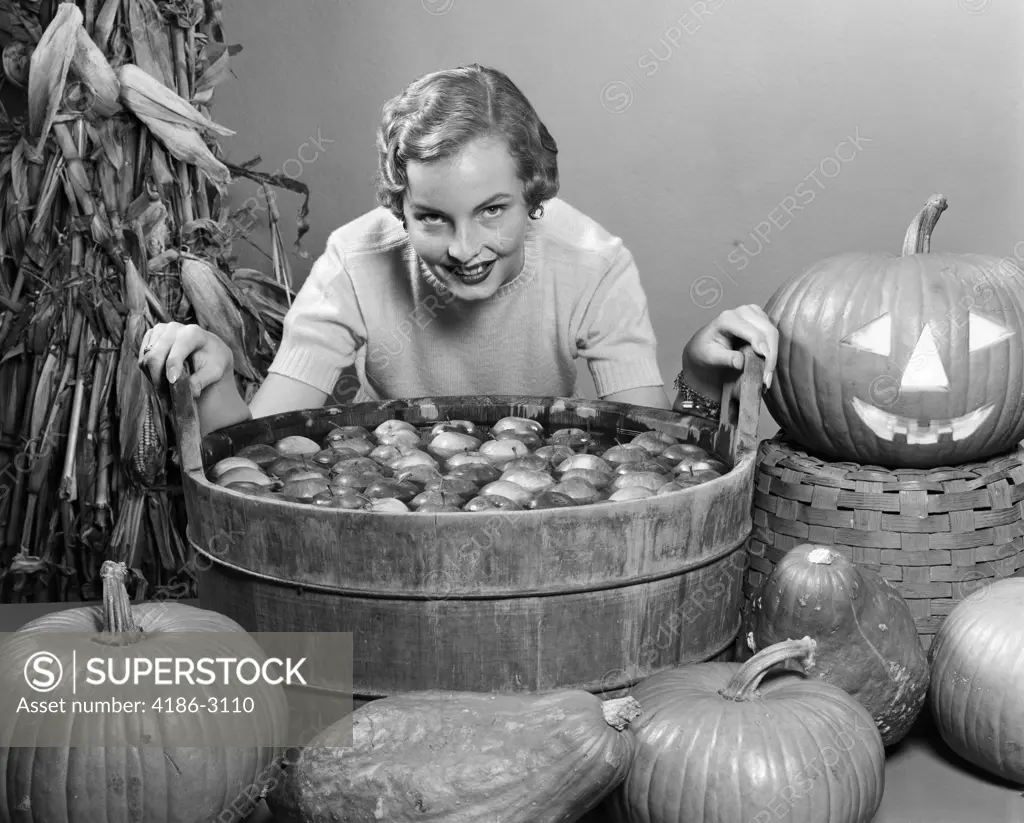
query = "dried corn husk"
xmin=26 ymin=2 xmax=80 ymax=153
xmin=70 ymin=23 xmax=120 ymax=117
xmin=2 ymin=41 xmax=32 ymax=87
xmin=178 ymin=254 xmax=260 ymax=380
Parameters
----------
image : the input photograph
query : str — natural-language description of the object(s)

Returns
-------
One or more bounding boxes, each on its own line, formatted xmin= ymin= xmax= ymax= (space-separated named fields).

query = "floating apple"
xmin=388 ymin=452 xmax=439 ymax=472
xmin=425 ymin=475 xmax=480 ymax=497
xmin=280 ymin=477 xmax=331 ymax=500
xmin=427 ymin=431 xmax=482 ymax=461
xmin=323 ymin=490 xmax=370 ymax=509
xmin=661 ymin=443 xmax=711 ymax=463
xmin=500 ymin=469 xmax=555 ymax=494
xmin=547 ymin=427 xmax=593 ymax=449
xmin=480 ymin=439 xmax=529 ymax=461
xmin=365 ymin=498 xmax=409 ymax=513
xmin=551 ymin=477 xmax=601 ymax=504
xmin=559 ymin=468 xmax=613 ymax=489
xmin=394 ymin=465 xmax=444 ymax=487
xmin=446 ymin=452 xmax=494 ymax=470
xmin=312 ymin=449 xmax=345 ymax=468
xmin=610 ymin=471 xmax=669 ymax=493
xmin=373 ymin=420 xmax=417 ymax=439
xmin=526 ymin=490 xmax=577 ymax=510
xmin=602 ymin=444 xmax=650 ymax=466
xmin=234 ymin=443 xmax=280 ymax=468
xmin=364 ymin=479 xmax=419 ymax=503
xmin=534 ymin=445 xmax=575 ymax=467
xmin=501 ymin=456 xmax=549 ymax=473
xmin=630 ymin=430 xmax=679 ymax=455
xmin=377 ymin=429 xmax=423 ymax=449
xmin=216 ymin=467 xmax=276 ymax=487
xmin=448 ymin=463 xmax=502 ymax=486
xmin=330 ymin=457 xmax=381 ymax=476
xmin=557 ymin=454 xmax=612 ymax=474
xmin=430 ymin=419 xmax=482 ymax=439
xmin=491 ymin=416 xmax=544 ymax=437
xmin=327 ymin=425 xmax=372 ymax=443
xmin=274 ymin=435 xmax=322 ymax=457
xmin=607 ymin=486 xmax=656 ymax=502
xmin=411 ymin=490 xmax=466 ymax=510
xmin=478 ymin=480 xmax=534 ymax=505
xmin=210 ymin=456 xmax=264 ymax=480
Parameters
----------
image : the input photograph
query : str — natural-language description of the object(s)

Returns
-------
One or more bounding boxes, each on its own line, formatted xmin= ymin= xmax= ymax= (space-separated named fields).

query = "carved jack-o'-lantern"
xmin=764 ymin=195 xmax=1024 ymax=469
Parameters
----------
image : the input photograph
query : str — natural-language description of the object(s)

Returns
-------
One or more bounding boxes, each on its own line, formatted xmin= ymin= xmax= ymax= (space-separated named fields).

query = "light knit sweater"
xmin=268 ymin=197 xmax=665 ymax=402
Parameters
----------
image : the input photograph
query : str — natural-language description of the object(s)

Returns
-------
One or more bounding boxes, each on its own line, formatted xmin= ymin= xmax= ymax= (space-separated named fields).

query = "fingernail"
xmin=167 ymin=368 xmax=178 ymax=384
xmin=755 ymin=342 xmax=768 ymax=357
xmin=734 ymin=354 xmax=744 ymax=369
xmin=765 ymin=371 xmax=773 ymax=390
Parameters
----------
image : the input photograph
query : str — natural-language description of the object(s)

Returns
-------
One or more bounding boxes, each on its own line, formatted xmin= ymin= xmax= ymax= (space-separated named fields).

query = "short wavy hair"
xmin=375 ymin=64 xmax=559 ymax=222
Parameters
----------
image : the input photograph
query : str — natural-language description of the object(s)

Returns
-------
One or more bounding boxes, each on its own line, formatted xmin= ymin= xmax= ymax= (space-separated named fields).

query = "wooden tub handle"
xmin=717 ymin=344 xmax=764 ymax=468
xmin=168 ymin=361 xmax=205 ymax=478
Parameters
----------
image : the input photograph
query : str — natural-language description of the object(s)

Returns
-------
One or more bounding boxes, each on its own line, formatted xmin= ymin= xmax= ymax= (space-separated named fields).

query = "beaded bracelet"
xmin=672 ymin=370 xmax=721 ymax=420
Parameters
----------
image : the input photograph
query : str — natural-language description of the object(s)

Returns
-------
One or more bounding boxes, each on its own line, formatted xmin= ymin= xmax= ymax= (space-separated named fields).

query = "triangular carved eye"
xmin=842 ymin=314 xmax=891 ymax=356
xmin=969 ymin=312 xmax=1013 ymax=351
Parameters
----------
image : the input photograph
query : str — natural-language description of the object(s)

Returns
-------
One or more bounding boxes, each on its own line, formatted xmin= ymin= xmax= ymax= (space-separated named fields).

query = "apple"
xmin=495 ymin=429 xmax=543 ymax=450
xmin=491 ymin=416 xmax=544 ymax=437
xmin=364 ymin=479 xmax=420 ymax=503
xmin=614 ymin=459 xmax=668 ymax=476
xmin=534 ymin=445 xmax=575 ymax=468
xmin=557 ymin=454 xmax=612 ymax=474
xmin=674 ymin=457 xmax=728 ymax=476
xmin=280 ymin=477 xmax=331 ymax=500
xmin=551 ymin=477 xmax=601 ymax=504
xmin=235 ymin=443 xmax=280 ymax=469
xmin=322 ymin=490 xmax=370 ymax=509
xmin=373 ymin=420 xmax=418 ymax=440
xmin=547 ymin=428 xmax=593 ymax=450
xmin=377 ymin=429 xmax=423 ymax=449
xmin=326 ymin=425 xmax=372 ymax=443
xmin=215 ymin=467 xmax=275 ymax=487
xmin=369 ymin=444 xmax=403 ymax=464
xmin=610 ymin=471 xmax=669 ymax=493
xmin=501 ymin=455 xmax=549 ymax=473
xmin=427 ymin=431 xmax=482 ymax=461
xmin=274 ymin=435 xmax=322 ymax=457
xmin=446 ymin=452 xmax=493 ymax=470
xmin=388 ymin=451 xmax=439 ymax=472
xmin=559 ymin=468 xmax=613 ymax=490
xmin=478 ymin=480 xmax=533 ymax=505
xmin=606 ymin=486 xmax=655 ymax=502
xmin=281 ymin=469 xmax=328 ymax=483
xmin=210 ymin=456 xmax=263 ymax=480
xmin=601 ymin=444 xmax=649 ymax=466
xmin=661 ymin=443 xmax=710 ymax=463
xmin=365 ymin=498 xmax=410 ymax=513
xmin=329 ymin=471 xmax=383 ymax=492
xmin=480 ymin=439 xmax=529 ymax=461
xmin=411 ymin=490 xmax=465 ymax=510
xmin=224 ymin=480 xmax=271 ymax=495
xmin=526 ymin=490 xmax=577 ymax=510
xmin=430 ymin=419 xmax=482 ymax=439
xmin=394 ymin=464 xmax=444 ymax=487
xmin=330 ymin=457 xmax=380 ymax=476
xmin=268 ymin=456 xmax=315 ymax=478
xmin=425 ymin=475 xmax=480 ymax=497
xmin=416 ymin=501 xmax=464 ymax=513
xmin=447 ymin=463 xmax=502 ymax=486
xmin=658 ymin=478 xmax=702 ymax=494
xmin=630 ymin=430 xmax=678 ymax=456
xmin=500 ymin=469 xmax=555 ymax=494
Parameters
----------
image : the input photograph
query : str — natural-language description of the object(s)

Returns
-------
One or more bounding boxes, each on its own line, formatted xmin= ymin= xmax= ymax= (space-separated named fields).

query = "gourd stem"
xmin=96 ymin=560 xmax=145 ymax=645
xmin=601 ymin=696 xmax=642 ymax=730
xmin=719 ymin=637 xmax=816 ymax=702
xmin=901 ymin=194 xmax=947 ymax=256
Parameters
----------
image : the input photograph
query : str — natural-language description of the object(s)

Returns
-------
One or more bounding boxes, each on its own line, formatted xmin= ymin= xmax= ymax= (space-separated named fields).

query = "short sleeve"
xmin=574 ymin=244 xmax=665 ymax=396
xmin=267 ymin=232 xmax=368 ymax=394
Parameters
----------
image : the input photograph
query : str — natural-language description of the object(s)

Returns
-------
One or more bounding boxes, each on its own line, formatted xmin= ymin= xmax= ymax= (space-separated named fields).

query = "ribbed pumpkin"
xmin=266 ymin=689 xmax=641 ymax=822
xmin=0 ymin=561 xmax=289 ymax=823
xmin=764 ymin=194 xmax=1024 ymax=469
xmin=746 ymin=543 xmax=930 ymax=746
xmin=928 ymin=577 xmax=1024 ymax=785
xmin=604 ymin=637 xmax=885 ymax=823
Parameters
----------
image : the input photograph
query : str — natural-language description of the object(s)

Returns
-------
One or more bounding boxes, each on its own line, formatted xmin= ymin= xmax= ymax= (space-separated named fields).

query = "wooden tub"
xmin=170 ymin=347 xmax=764 ymax=721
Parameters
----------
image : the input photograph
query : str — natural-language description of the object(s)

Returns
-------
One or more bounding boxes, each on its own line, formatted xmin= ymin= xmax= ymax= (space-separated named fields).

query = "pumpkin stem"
xmin=807 ymin=546 xmax=835 ymax=564
xmin=96 ymin=560 xmax=144 ymax=644
xmin=601 ymin=696 xmax=642 ymax=730
xmin=719 ymin=636 xmax=817 ymax=701
xmin=901 ymin=194 xmax=947 ymax=256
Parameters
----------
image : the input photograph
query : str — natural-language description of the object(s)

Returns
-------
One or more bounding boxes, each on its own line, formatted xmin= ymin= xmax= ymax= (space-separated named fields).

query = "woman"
xmin=139 ymin=64 xmax=777 ymax=434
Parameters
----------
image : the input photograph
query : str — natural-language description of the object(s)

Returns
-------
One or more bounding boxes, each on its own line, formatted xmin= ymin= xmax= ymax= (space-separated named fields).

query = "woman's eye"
xmin=418 ymin=214 xmax=444 ymax=225
xmin=483 ymin=205 xmax=505 ymax=218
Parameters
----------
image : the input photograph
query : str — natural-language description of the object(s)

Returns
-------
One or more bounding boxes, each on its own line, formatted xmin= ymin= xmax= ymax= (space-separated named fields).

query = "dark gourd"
xmin=747 ymin=543 xmax=929 ymax=746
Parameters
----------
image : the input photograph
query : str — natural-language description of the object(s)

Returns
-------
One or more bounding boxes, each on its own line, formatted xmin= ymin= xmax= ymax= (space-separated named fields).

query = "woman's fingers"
xmin=705 ymin=305 xmax=779 ymax=387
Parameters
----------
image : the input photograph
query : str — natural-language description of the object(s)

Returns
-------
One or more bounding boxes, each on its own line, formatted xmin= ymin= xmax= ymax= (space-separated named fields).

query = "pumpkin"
xmin=928 ymin=577 xmax=1024 ymax=785
xmin=265 ymin=689 xmax=642 ymax=822
xmin=763 ymin=194 xmax=1024 ymax=469
xmin=746 ymin=543 xmax=929 ymax=746
xmin=0 ymin=561 xmax=290 ymax=822
xmin=603 ymin=637 xmax=885 ymax=823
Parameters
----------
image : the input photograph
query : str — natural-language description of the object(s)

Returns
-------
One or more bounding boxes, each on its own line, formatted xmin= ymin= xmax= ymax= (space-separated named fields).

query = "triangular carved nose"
xmin=901 ymin=324 xmax=949 ymax=391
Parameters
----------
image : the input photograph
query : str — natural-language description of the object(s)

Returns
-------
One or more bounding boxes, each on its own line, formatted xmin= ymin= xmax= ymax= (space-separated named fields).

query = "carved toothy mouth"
xmin=850 ymin=397 xmax=995 ymax=445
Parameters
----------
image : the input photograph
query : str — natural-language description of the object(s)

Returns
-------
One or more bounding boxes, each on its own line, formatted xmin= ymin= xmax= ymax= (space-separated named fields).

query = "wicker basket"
xmin=743 ymin=435 xmax=1024 ymax=650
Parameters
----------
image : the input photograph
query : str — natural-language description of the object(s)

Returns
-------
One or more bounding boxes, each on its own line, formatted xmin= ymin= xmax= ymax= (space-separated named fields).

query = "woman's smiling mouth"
xmin=444 ymin=259 xmax=496 ymax=285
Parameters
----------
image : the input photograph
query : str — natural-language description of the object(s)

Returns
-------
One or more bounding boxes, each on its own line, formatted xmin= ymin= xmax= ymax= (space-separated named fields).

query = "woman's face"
xmin=402 ymin=136 xmax=530 ymax=302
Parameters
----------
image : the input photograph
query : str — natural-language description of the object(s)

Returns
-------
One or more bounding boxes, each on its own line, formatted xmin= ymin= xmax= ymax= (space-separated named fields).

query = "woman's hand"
xmin=681 ymin=304 xmax=778 ymax=400
xmin=137 ymin=322 xmax=235 ymax=399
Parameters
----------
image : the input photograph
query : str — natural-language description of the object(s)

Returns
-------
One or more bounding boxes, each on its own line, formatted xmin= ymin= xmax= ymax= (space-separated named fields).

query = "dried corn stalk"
xmin=0 ymin=0 xmax=309 ymax=603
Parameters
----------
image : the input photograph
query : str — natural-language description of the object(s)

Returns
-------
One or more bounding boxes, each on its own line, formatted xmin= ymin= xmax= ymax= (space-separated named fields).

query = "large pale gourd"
xmin=0 ymin=561 xmax=289 ymax=823
xmin=928 ymin=577 xmax=1024 ymax=785
xmin=747 ymin=543 xmax=930 ymax=746
xmin=266 ymin=688 xmax=641 ymax=822
xmin=764 ymin=194 xmax=1024 ymax=469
